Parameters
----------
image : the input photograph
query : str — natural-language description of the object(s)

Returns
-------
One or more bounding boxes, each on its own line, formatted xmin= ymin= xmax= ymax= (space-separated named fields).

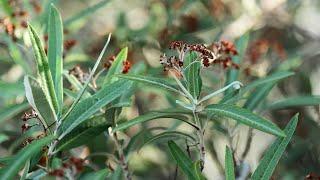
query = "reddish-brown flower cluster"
xmin=160 ymin=40 xmax=239 ymax=72
xmin=49 ymin=157 xmax=85 ymax=177
xmin=103 ymin=54 xmax=131 ymax=74
xmin=122 ymin=60 xmax=131 ymax=74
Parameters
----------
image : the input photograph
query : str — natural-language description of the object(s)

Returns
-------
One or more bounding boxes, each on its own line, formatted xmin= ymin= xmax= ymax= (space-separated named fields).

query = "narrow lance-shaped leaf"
xmin=80 ymin=169 xmax=109 ymax=180
xmin=48 ymin=4 xmax=64 ymax=112
xmin=225 ymin=146 xmax=235 ymax=180
xmin=24 ymin=76 xmax=56 ymax=132
xmin=58 ymin=80 xmax=132 ymax=139
xmin=61 ymin=34 xmax=111 ymax=122
xmin=244 ymin=83 xmax=275 ymax=111
xmin=28 ymin=24 xmax=59 ymax=114
xmin=0 ymin=135 xmax=55 ymax=180
xmin=115 ymin=74 xmax=184 ymax=96
xmin=266 ymin=96 xmax=320 ymax=110
xmin=112 ymin=111 xmax=197 ymax=132
xmin=184 ymin=52 xmax=202 ymax=99
xmin=56 ymin=116 xmax=109 ymax=151
xmin=251 ymin=114 xmax=299 ymax=180
xmin=205 ymin=104 xmax=285 ymax=137
xmin=104 ymin=47 xmax=128 ymax=84
xmin=138 ymin=131 xmax=196 ymax=151
xmin=168 ymin=140 xmax=199 ymax=180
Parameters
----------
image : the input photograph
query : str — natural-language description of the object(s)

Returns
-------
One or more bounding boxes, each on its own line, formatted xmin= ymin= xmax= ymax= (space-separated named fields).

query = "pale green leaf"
xmin=28 ymin=24 xmax=59 ymax=114
xmin=24 ymin=76 xmax=56 ymax=132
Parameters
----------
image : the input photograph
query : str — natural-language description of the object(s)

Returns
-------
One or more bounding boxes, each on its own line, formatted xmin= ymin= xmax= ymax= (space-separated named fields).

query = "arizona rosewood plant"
xmin=0 ymin=5 xmax=308 ymax=180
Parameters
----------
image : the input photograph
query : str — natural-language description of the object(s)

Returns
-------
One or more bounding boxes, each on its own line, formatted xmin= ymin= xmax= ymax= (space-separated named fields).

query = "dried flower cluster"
xmin=160 ymin=40 xmax=239 ymax=73
xmin=49 ymin=157 xmax=84 ymax=177
xmin=21 ymin=109 xmax=38 ymax=132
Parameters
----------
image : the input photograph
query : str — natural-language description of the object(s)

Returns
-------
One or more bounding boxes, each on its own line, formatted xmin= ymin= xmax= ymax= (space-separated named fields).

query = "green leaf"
xmin=138 ymin=131 xmax=196 ymax=151
xmin=225 ymin=33 xmax=250 ymax=93
xmin=251 ymin=114 xmax=299 ymax=180
xmin=56 ymin=116 xmax=109 ymax=151
xmin=0 ymin=135 xmax=55 ymax=180
xmin=112 ymin=111 xmax=196 ymax=132
xmin=28 ymin=24 xmax=59 ymax=114
xmin=225 ymin=146 xmax=235 ymax=180
xmin=0 ymin=102 xmax=29 ymax=124
xmin=104 ymin=47 xmax=128 ymax=84
xmin=58 ymin=80 xmax=132 ymax=139
xmin=48 ymin=4 xmax=64 ymax=112
xmin=184 ymin=52 xmax=202 ymax=98
xmin=223 ymin=71 xmax=294 ymax=104
xmin=168 ymin=140 xmax=198 ymax=180
xmin=61 ymin=34 xmax=111 ymax=123
xmin=116 ymin=74 xmax=182 ymax=95
xmin=80 ymin=169 xmax=109 ymax=180
xmin=205 ymin=104 xmax=285 ymax=137
xmin=64 ymin=0 xmax=110 ymax=26
xmin=24 ymin=76 xmax=56 ymax=132
xmin=241 ymin=71 xmax=294 ymax=93
xmin=266 ymin=96 xmax=320 ymax=110
xmin=244 ymin=83 xmax=275 ymax=111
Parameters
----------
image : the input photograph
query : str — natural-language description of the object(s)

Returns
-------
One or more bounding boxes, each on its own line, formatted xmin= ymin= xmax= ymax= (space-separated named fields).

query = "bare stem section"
xmin=193 ymin=110 xmax=205 ymax=171
xmin=113 ymin=132 xmax=132 ymax=180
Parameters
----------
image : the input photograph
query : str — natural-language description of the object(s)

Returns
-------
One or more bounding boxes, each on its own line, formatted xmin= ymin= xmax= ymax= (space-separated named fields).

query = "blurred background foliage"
xmin=1 ymin=0 xmax=320 ymax=179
